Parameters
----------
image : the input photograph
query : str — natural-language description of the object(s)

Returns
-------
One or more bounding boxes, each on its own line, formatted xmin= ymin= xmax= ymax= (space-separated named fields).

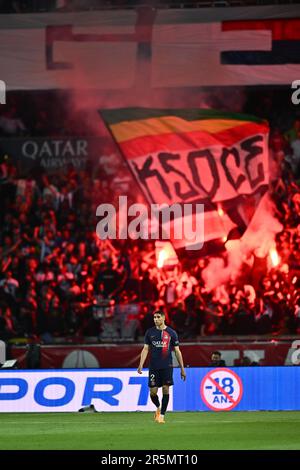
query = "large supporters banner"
xmin=0 ymin=6 xmax=300 ymax=90
xmin=101 ymin=107 xmax=269 ymax=248
xmin=11 ymin=341 xmax=298 ymax=369
xmin=0 ymin=367 xmax=299 ymax=412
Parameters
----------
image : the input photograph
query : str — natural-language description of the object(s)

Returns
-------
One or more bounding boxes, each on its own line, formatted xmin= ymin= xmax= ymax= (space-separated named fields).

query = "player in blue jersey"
xmin=137 ymin=310 xmax=186 ymax=424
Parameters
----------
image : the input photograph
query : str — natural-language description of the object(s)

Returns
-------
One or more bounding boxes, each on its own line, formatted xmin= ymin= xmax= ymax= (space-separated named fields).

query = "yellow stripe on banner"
xmin=110 ymin=117 xmax=250 ymax=143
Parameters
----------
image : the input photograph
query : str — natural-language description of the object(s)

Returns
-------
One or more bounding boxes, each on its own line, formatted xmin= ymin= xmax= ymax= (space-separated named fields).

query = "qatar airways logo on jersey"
xmin=0 ymin=80 xmax=6 ymax=104
xmin=152 ymin=341 xmax=168 ymax=348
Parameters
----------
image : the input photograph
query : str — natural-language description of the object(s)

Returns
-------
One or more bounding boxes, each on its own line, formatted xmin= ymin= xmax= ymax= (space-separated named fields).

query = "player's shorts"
xmin=148 ymin=367 xmax=174 ymax=388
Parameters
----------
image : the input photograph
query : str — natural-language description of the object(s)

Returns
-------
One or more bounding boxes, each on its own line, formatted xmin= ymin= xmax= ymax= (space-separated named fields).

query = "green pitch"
xmin=1 ymin=411 xmax=300 ymax=450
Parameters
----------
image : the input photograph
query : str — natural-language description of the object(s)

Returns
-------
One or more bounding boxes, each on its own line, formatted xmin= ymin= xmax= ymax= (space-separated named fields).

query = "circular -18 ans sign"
xmin=200 ymin=368 xmax=243 ymax=411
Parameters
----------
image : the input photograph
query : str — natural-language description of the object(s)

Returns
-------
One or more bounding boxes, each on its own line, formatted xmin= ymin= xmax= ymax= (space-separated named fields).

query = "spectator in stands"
xmin=240 ymin=356 xmax=252 ymax=366
xmin=240 ymin=356 xmax=261 ymax=366
xmin=209 ymin=350 xmax=226 ymax=367
xmin=0 ymin=271 xmax=19 ymax=300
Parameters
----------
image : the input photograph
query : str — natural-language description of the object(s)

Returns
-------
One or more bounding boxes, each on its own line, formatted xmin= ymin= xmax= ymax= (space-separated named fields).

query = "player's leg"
xmin=157 ymin=385 xmax=169 ymax=423
xmin=150 ymin=386 xmax=160 ymax=409
xmin=148 ymin=370 xmax=161 ymax=420
xmin=157 ymin=368 xmax=173 ymax=423
xmin=150 ymin=387 xmax=161 ymax=421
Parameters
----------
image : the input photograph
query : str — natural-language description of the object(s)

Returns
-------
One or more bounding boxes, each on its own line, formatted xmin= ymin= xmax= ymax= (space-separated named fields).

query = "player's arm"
xmin=174 ymin=346 xmax=186 ymax=381
xmin=137 ymin=344 xmax=149 ymax=374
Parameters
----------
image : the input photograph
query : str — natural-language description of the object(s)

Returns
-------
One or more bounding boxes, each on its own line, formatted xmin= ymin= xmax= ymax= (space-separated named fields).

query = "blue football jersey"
xmin=144 ymin=326 xmax=179 ymax=369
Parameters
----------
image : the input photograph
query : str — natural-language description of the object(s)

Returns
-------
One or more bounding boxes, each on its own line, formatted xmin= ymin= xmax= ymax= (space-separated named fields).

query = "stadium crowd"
xmin=0 ymin=103 xmax=300 ymax=345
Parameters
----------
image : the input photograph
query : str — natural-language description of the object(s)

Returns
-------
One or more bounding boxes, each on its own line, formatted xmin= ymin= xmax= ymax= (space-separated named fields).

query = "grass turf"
xmin=0 ymin=411 xmax=300 ymax=450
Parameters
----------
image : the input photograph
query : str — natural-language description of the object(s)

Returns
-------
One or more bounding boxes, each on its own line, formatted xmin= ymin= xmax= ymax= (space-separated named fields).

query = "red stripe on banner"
xmin=162 ymin=330 xmax=171 ymax=358
xmin=119 ymin=122 xmax=268 ymax=159
xmin=10 ymin=342 xmax=292 ymax=368
xmin=222 ymin=19 xmax=300 ymax=41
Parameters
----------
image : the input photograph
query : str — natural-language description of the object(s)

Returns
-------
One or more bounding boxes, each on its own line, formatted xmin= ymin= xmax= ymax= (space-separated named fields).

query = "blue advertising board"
xmin=0 ymin=367 xmax=299 ymax=412
xmin=173 ymin=366 xmax=300 ymax=411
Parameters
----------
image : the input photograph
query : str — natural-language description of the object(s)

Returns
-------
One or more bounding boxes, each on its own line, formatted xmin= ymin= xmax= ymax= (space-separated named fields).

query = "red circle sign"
xmin=200 ymin=368 xmax=243 ymax=411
